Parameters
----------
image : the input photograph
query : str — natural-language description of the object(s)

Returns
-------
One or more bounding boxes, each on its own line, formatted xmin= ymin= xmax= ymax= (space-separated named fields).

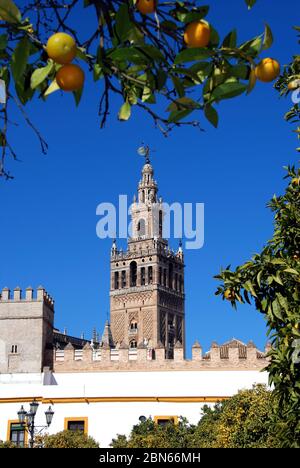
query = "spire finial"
xmin=137 ymin=144 xmax=151 ymax=164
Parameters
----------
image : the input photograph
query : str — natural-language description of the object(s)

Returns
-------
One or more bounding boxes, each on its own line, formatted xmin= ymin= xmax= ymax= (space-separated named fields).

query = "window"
xmin=130 ymin=261 xmax=137 ymax=287
xmin=175 ymin=273 xmax=178 ymax=291
xmin=11 ymin=345 xmax=18 ymax=354
xmin=7 ymin=420 xmax=27 ymax=447
xmin=179 ymin=275 xmax=183 ymax=292
xmin=159 ymin=210 xmax=163 ymax=237
xmin=168 ymin=264 xmax=173 ymax=289
xmin=64 ymin=417 xmax=88 ymax=435
xmin=137 ymin=219 xmax=146 ymax=237
xmin=130 ymin=320 xmax=138 ymax=331
xmin=148 ymin=266 xmax=153 ymax=284
xmin=154 ymin=416 xmax=178 ymax=426
xmin=141 ymin=267 xmax=146 ymax=286
xmin=130 ymin=340 xmax=137 ymax=349
xmin=159 ymin=267 xmax=162 ymax=285
xmin=121 ymin=270 xmax=126 ymax=288
xmin=114 ymin=271 xmax=119 ymax=290
xmin=163 ymin=269 xmax=167 ymax=287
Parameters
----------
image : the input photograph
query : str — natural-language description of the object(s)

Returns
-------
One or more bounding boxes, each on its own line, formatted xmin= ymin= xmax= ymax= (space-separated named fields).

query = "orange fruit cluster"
xmin=46 ymin=32 xmax=84 ymax=92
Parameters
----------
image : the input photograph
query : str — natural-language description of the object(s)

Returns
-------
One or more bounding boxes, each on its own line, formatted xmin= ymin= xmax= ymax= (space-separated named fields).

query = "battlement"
xmin=53 ymin=339 xmax=270 ymax=372
xmin=0 ymin=286 xmax=54 ymax=309
xmin=112 ymin=244 xmax=183 ymax=263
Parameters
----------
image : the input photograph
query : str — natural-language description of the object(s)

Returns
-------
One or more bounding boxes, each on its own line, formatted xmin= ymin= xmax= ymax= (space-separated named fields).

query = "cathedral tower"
xmin=109 ymin=150 xmax=185 ymax=359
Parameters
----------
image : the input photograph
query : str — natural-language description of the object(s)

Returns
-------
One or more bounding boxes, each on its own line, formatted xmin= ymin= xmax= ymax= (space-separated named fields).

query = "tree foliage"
xmin=41 ymin=430 xmax=99 ymax=448
xmin=191 ymin=385 xmax=280 ymax=448
xmin=0 ymin=440 xmax=18 ymax=448
xmin=110 ymin=385 xmax=285 ymax=448
xmin=0 ymin=0 xmax=272 ymax=177
xmin=275 ymin=27 xmax=300 ymax=149
xmin=215 ymin=166 xmax=300 ymax=447
xmin=111 ymin=417 xmax=192 ymax=448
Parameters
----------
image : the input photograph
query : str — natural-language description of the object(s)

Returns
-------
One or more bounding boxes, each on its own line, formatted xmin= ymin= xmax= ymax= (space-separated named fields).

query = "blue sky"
xmin=0 ymin=0 xmax=298 ymax=355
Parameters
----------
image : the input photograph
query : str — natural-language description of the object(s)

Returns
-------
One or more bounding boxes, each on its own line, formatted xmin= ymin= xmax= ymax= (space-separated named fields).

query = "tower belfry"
xmin=109 ymin=149 xmax=185 ymax=359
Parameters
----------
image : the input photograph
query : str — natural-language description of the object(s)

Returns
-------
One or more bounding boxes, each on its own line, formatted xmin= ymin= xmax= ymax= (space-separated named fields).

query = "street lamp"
xmin=17 ymin=400 xmax=54 ymax=448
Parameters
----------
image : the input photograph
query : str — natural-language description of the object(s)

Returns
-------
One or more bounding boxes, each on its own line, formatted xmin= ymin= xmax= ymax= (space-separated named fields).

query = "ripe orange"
xmin=224 ymin=289 xmax=235 ymax=301
xmin=184 ymin=21 xmax=210 ymax=48
xmin=136 ymin=0 xmax=156 ymax=14
xmin=254 ymin=58 xmax=280 ymax=83
xmin=56 ymin=64 xmax=84 ymax=91
xmin=46 ymin=32 xmax=77 ymax=65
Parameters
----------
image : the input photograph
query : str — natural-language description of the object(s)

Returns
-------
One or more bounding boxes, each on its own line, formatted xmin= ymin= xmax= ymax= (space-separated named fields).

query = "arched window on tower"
xmin=159 ymin=267 xmax=162 ymax=285
xmin=130 ymin=320 xmax=138 ymax=331
xmin=130 ymin=261 xmax=137 ymax=287
xmin=141 ymin=190 xmax=145 ymax=203
xmin=121 ymin=270 xmax=126 ymax=288
xmin=137 ymin=219 xmax=146 ymax=237
xmin=175 ymin=273 xmax=178 ymax=291
xmin=169 ymin=263 xmax=173 ymax=290
xmin=163 ymin=269 xmax=167 ymax=287
xmin=148 ymin=266 xmax=153 ymax=284
xmin=114 ymin=271 xmax=119 ymax=289
xmin=179 ymin=275 xmax=183 ymax=293
xmin=159 ymin=210 xmax=163 ymax=237
xmin=130 ymin=340 xmax=137 ymax=349
xmin=141 ymin=267 xmax=146 ymax=286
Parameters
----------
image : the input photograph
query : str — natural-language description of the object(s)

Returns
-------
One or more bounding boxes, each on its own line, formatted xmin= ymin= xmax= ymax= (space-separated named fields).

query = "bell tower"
xmin=109 ymin=148 xmax=185 ymax=359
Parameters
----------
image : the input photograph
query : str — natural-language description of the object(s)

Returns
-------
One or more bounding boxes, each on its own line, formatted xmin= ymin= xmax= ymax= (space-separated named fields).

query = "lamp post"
xmin=17 ymin=401 xmax=54 ymax=448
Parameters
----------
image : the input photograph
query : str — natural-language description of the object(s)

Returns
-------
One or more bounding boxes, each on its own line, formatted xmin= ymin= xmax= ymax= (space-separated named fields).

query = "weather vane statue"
xmin=137 ymin=144 xmax=151 ymax=164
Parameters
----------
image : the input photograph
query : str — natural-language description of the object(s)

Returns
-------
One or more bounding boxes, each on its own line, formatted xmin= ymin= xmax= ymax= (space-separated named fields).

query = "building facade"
xmin=0 ymin=155 xmax=269 ymax=447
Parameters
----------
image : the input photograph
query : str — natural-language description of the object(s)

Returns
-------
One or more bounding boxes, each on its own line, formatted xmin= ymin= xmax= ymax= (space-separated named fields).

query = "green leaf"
xmin=137 ymin=45 xmax=166 ymax=62
xmin=11 ymin=36 xmax=30 ymax=83
xmin=181 ymin=7 xmax=210 ymax=24
xmin=231 ymin=64 xmax=249 ymax=80
xmin=156 ymin=69 xmax=167 ymax=90
xmin=118 ymin=101 xmax=131 ymax=121
xmin=240 ymin=36 xmax=262 ymax=55
xmin=115 ymin=4 xmax=132 ymax=43
xmin=263 ymin=23 xmax=273 ymax=50
xmin=244 ymin=280 xmax=257 ymax=297
xmin=0 ymin=34 xmax=7 ymax=50
xmin=222 ymin=30 xmax=237 ymax=48
xmin=168 ymin=108 xmax=194 ymax=123
xmin=246 ymin=68 xmax=257 ymax=94
xmin=272 ymin=298 xmax=283 ymax=320
xmin=109 ymin=47 xmax=150 ymax=64
xmin=211 ymin=81 xmax=247 ymax=101
xmin=174 ymin=48 xmax=212 ymax=64
xmin=209 ymin=26 xmax=220 ymax=47
xmin=30 ymin=62 xmax=54 ymax=90
xmin=245 ymin=0 xmax=257 ymax=9
xmin=73 ymin=86 xmax=83 ymax=107
xmin=173 ymin=6 xmax=209 ymax=23
xmin=0 ymin=0 xmax=21 ymax=23
xmin=167 ymin=96 xmax=200 ymax=112
xmin=43 ymin=79 xmax=60 ymax=97
xmin=204 ymin=104 xmax=218 ymax=127
xmin=171 ymin=75 xmax=184 ymax=98
xmin=93 ymin=63 xmax=103 ymax=81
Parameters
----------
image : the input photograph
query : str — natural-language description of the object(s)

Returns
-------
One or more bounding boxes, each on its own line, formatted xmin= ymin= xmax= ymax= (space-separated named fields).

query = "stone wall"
xmin=53 ymin=339 xmax=269 ymax=372
xmin=0 ymin=287 xmax=54 ymax=373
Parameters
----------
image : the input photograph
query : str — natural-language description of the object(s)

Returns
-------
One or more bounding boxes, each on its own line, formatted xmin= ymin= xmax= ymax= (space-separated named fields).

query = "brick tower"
xmin=109 ymin=149 xmax=185 ymax=359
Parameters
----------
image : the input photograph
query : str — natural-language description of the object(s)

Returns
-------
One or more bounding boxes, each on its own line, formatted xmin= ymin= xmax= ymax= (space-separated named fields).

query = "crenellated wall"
xmin=52 ymin=339 xmax=269 ymax=372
